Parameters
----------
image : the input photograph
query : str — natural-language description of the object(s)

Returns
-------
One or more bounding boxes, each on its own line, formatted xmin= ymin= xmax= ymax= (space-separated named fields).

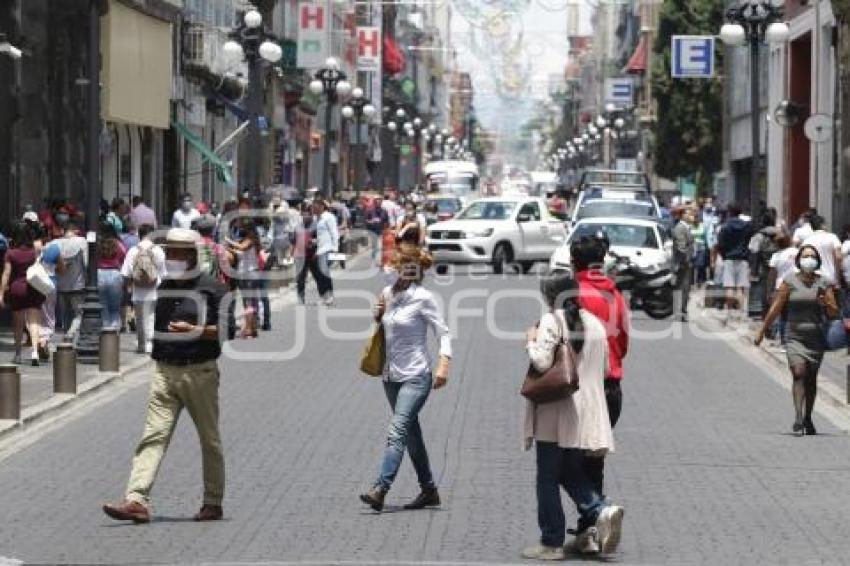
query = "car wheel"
xmin=520 ymin=261 xmax=535 ymax=274
xmin=435 ymin=263 xmax=449 ymax=275
xmin=492 ymin=243 xmax=512 ymax=274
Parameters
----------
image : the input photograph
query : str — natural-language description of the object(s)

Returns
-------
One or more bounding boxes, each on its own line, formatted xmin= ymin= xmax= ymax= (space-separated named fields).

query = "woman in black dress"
xmin=0 ymin=222 xmax=45 ymax=365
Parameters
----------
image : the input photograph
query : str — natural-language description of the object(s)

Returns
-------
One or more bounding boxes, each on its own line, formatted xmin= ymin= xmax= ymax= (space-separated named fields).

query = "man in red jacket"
xmin=570 ymin=235 xmax=630 ymax=495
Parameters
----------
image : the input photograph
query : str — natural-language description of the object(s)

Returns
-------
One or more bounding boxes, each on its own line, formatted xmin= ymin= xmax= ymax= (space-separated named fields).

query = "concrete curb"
xmin=0 ymin=354 xmax=153 ymax=441
xmin=693 ymin=301 xmax=849 ymax=412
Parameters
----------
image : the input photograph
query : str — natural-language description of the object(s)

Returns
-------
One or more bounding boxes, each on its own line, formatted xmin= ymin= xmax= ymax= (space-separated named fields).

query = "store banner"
xmin=356 ymin=26 xmax=381 ymax=72
xmin=297 ymin=1 xmax=328 ymax=70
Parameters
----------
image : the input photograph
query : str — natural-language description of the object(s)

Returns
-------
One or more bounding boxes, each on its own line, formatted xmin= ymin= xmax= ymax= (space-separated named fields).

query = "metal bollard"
xmin=847 ymin=364 xmax=850 ymax=405
xmin=54 ymin=343 xmax=77 ymax=394
xmin=0 ymin=364 xmax=21 ymax=420
xmin=99 ymin=330 xmax=120 ymax=373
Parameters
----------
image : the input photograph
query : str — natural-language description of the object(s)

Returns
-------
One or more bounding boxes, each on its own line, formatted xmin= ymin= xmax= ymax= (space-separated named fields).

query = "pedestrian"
xmin=55 ymin=219 xmax=88 ymax=341
xmin=130 ymin=196 xmax=158 ymax=229
xmin=748 ymin=210 xmax=781 ymax=318
xmin=100 ymin=199 xmax=124 ymax=234
xmin=172 ymin=193 xmax=201 ymax=229
xmin=671 ymin=207 xmax=695 ymax=321
xmin=756 ymin=245 xmax=840 ymax=435
xmin=766 ymin=233 xmax=796 ymax=348
xmin=840 ymin=224 xmax=850 ymax=326
xmin=396 ymin=202 xmax=425 ymax=246
xmin=293 ymin=203 xmax=321 ymax=305
xmin=359 ymin=243 xmax=451 ymax=513
xmin=120 ymin=224 xmax=165 ymax=354
xmin=38 ymin=233 xmax=61 ymax=361
xmin=570 ymin=235 xmax=629 ymax=500
xmin=313 ymin=199 xmax=339 ymax=306
xmin=226 ymin=220 xmax=262 ymax=338
xmin=801 ymin=215 xmax=843 ymax=287
xmin=102 ymin=227 xmax=227 ymax=524
xmin=522 ymin=271 xmax=624 ymax=560
xmin=268 ymin=193 xmax=294 ymax=268
xmin=96 ymin=223 xmax=127 ymax=330
xmin=791 ymin=208 xmax=817 ymax=247
xmin=381 ymin=190 xmax=403 ymax=229
xmin=716 ymin=203 xmax=754 ymax=323
xmin=0 ymin=222 xmax=46 ymax=365
xmin=364 ymin=197 xmax=389 ymax=265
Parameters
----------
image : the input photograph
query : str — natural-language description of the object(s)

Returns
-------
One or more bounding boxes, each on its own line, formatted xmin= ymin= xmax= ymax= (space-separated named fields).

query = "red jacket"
xmin=576 ymin=269 xmax=629 ymax=380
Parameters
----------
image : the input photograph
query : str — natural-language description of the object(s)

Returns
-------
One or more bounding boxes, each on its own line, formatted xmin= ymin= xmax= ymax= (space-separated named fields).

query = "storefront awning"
xmin=624 ymin=36 xmax=648 ymax=75
xmin=171 ymin=120 xmax=234 ymax=187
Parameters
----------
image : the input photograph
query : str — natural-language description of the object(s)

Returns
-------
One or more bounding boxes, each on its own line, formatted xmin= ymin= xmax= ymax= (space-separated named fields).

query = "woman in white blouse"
xmin=521 ymin=272 xmax=623 ymax=560
xmin=360 ymin=243 xmax=452 ymax=512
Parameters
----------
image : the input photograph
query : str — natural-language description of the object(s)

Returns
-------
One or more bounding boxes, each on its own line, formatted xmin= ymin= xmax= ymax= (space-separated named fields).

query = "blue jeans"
xmin=536 ymin=442 xmax=606 ymax=547
xmin=97 ymin=269 xmax=123 ymax=330
xmin=376 ymin=374 xmax=435 ymax=492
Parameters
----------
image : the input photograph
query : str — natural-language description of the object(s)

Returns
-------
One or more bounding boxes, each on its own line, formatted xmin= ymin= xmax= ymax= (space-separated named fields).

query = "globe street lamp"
xmin=309 ymin=57 xmax=352 ymax=198
xmin=340 ymin=87 xmax=376 ymax=191
xmin=720 ymin=1 xmax=789 ymax=214
xmin=223 ymin=8 xmax=283 ymax=195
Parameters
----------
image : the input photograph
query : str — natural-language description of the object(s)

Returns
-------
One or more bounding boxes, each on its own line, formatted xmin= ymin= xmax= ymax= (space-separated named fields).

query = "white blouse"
xmin=380 ymin=284 xmax=452 ymax=382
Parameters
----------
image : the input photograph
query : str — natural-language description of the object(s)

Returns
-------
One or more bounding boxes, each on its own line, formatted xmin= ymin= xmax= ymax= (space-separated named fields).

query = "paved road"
xmin=2 ymin=257 xmax=850 ymax=565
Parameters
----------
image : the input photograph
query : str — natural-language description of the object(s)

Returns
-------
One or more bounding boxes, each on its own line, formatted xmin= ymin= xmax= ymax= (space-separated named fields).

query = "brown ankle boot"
xmin=403 ymin=487 xmax=440 ymax=510
xmin=359 ymin=486 xmax=386 ymax=511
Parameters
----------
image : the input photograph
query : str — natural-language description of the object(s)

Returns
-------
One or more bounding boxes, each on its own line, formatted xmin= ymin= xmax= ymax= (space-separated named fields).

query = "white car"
xmin=427 ymin=196 xmax=568 ymax=273
xmin=550 ymin=217 xmax=672 ymax=273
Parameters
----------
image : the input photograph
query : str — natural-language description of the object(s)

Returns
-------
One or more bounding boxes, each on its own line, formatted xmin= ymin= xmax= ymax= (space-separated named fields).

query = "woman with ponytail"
xmin=521 ymin=271 xmax=623 ymax=560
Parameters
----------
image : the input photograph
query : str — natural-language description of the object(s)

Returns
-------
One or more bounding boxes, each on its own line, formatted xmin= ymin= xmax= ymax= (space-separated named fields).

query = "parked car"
xmin=424 ymin=194 xmax=464 ymax=225
xmin=427 ymin=196 xmax=567 ymax=274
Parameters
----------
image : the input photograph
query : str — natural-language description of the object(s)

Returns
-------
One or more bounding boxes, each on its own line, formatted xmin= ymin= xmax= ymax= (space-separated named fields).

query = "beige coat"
xmin=523 ymin=309 xmax=614 ymax=455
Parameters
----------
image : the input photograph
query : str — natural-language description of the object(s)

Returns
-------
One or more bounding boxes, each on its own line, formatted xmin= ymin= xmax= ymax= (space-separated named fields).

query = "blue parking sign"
xmin=672 ymin=36 xmax=715 ymax=78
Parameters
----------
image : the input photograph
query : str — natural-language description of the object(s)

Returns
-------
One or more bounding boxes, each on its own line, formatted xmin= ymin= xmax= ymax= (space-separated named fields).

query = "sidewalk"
xmin=693 ymin=288 xmax=850 ymax=406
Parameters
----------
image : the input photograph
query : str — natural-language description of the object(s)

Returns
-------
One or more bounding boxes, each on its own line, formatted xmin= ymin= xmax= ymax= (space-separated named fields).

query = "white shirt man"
xmin=172 ymin=196 xmax=201 ymax=229
xmin=381 ymin=197 xmax=403 ymax=228
xmin=120 ymin=237 xmax=166 ymax=353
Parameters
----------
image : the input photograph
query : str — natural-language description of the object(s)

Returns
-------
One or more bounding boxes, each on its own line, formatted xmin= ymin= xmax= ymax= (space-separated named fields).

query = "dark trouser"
xmin=676 ymin=263 xmax=693 ymax=315
xmin=537 ymin=442 xmax=606 ymax=547
xmin=296 ymin=256 xmax=328 ymax=299
xmin=226 ymin=280 xmax=238 ymax=340
xmin=257 ymin=279 xmax=271 ymax=328
xmin=582 ymin=379 xmax=622 ymax=498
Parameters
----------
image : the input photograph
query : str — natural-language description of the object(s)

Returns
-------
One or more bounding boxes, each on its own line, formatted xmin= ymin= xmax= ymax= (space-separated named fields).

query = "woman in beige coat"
xmin=521 ymin=272 xmax=624 ymax=561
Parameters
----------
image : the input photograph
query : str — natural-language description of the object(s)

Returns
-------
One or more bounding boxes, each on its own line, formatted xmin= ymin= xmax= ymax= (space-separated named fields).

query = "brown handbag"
xmin=521 ymin=315 xmax=579 ymax=403
xmin=359 ymin=324 xmax=386 ymax=377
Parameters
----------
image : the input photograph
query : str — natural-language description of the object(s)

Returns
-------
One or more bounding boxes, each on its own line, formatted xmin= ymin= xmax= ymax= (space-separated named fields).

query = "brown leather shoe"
xmin=102 ymin=500 xmax=150 ymax=523
xmin=359 ymin=486 xmax=387 ymax=511
xmin=193 ymin=504 xmax=223 ymax=521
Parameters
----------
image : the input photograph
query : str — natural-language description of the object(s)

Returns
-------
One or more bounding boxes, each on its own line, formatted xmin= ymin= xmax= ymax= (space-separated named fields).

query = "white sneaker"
xmin=520 ymin=544 xmax=565 ymax=561
xmin=595 ymin=505 xmax=624 ymax=555
xmin=564 ymin=527 xmax=600 ymax=555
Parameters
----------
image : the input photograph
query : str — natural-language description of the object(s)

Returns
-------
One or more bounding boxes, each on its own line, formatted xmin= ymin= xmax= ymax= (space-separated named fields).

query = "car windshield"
xmin=569 ymin=223 xmax=660 ymax=249
xmin=576 ymin=200 xmax=656 ymax=220
xmin=456 ymin=201 xmax=518 ymax=220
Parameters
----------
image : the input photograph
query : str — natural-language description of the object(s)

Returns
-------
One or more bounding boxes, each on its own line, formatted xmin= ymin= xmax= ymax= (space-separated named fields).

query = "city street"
xmin=1 ymin=255 xmax=850 ymax=564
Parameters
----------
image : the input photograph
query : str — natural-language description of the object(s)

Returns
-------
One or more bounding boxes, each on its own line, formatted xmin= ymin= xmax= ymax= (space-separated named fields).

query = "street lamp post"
xmin=309 ymin=58 xmax=352 ymax=199
xmin=222 ymin=8 xmax=283 ymax=196
xmin=341 ymin=88 xmax=376 ymax=192
xmin=403 ymin=117 xmax=425 ymax=189
xmin=720 ymin=2 xmax=789 ymax=214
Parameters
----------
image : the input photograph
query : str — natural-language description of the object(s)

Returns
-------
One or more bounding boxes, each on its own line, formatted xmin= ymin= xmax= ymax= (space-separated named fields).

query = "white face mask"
xmin=165 ymin=260 xmax=189 ymax=277
xmin=799 ymin=257 xmax=819 ymax=273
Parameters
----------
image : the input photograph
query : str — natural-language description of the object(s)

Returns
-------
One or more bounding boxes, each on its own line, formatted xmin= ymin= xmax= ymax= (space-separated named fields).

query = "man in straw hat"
xmin=102 ymin=227 xmax=227 ymax=523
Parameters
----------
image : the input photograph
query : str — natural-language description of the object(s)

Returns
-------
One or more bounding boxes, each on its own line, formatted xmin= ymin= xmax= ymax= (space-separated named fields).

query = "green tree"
xmin=651 ymin=0 xmax=724 ymax=194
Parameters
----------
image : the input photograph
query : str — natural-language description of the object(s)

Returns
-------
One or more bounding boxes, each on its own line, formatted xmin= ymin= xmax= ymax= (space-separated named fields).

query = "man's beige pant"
xmin=126 ymin=360 xmax=224 ymax=506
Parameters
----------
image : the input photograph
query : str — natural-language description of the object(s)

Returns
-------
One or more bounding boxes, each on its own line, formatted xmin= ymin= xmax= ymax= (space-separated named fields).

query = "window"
xmin=569 ymin=223 xmax=660 ymax=249
xmin=456 ymin=201 xmax=517 ymax=220
xmin=518 ymin=202 xmax=541 ymax=221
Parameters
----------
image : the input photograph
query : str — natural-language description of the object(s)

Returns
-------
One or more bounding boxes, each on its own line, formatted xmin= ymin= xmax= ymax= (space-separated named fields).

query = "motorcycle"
xmin=606 ymin=251 xmax=675 ymax=320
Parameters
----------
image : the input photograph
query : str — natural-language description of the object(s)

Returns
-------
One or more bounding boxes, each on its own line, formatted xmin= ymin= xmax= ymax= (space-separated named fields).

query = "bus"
xmin=424 ymin=160 xmax=480 ymax=200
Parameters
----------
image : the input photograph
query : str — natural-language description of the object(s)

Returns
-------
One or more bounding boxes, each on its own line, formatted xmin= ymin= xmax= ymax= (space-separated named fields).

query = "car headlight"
xmin=466 ymin=228 xmax=494 ymax=238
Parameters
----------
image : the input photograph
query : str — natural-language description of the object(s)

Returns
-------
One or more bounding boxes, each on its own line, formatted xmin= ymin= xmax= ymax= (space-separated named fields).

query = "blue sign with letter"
xmin=605 ymin=78 xmax=634 ymax=105
xmin=671 ymin=35 xmax=715 ymax=78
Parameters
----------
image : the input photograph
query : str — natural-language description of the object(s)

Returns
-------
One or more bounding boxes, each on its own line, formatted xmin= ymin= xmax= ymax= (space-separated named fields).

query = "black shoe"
xmin=792 ymin=420 xmax=804 ymax=436
xmin=403 ymin=487 xmax=440 ymax=510
xmin=803 ymin=418 xmax=817 ymax=436
xmin=359 ymin=487 xmax=386 ymax=512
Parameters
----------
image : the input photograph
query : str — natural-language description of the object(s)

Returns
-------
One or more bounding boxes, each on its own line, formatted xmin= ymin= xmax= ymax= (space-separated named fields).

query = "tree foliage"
xmin=651 ymin=0 xmax=724 ymax=192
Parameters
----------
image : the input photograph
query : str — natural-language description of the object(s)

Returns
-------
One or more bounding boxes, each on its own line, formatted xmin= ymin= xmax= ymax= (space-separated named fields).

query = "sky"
xmin=450 ymin=0 xmax=592 ymax=150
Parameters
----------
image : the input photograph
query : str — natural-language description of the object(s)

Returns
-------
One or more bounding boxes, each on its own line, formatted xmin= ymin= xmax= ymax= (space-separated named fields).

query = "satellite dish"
xmin=804 ymin=114 xmax=832 ymax=143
